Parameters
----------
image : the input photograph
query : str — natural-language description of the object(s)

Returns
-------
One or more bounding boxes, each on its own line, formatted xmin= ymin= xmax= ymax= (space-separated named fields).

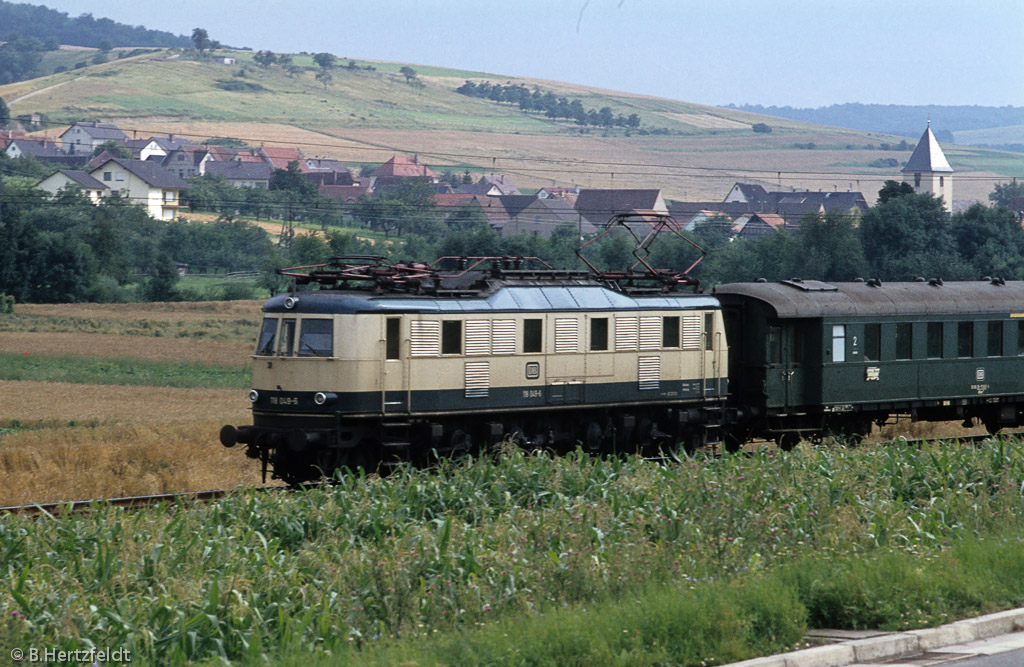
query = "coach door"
xmin=381 ymin=316 xmax=409 ymax=413
xmin=765 ymin=322 xmax=805 ymax=410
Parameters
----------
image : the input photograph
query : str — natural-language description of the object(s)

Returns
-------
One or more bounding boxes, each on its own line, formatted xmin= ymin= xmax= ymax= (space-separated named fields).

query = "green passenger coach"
xmin=715 ymin=279 xmax=1024 ymax=448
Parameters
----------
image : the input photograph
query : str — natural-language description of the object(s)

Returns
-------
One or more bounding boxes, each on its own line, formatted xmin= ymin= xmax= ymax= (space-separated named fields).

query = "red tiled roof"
xmin=373 ymin=155 xmax=438 ymax=179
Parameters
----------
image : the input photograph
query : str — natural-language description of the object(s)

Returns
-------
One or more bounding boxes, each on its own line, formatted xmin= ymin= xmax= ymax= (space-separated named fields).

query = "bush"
xmin=752 ymin=123 xmax=772 ymax=134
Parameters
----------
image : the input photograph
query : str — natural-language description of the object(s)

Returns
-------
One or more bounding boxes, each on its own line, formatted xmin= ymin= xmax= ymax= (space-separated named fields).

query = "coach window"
xmin=1018 ymin=321 xmax=1024 ymax=356
xmin=385 ymin=318 xmax=400 ymax=359
xmin=831 ymin=325 xmax=846 ymax=363
xmin=957 ymin=322 xmax=974 ymax=358
xmin=590 ymin=317 xmax=608 ymax=351
xmin=863 ymin=324 xmax=881 ymax=362
xmin=926 ymin=322 xmax=943 ymax=358
xmin=662 ymin=316 xmax=680 ymax=348
xmin=278 ymin=318 xmax=296 ymax=357
xmin=988 ymin=321 xmax=1003 ymax=357
xmin=441 ymin=320 xmax=462 ymax=355
xmin=895 ymin=323 xmax=912 ymax=360
xmin=256 ymin=318 xmax=278 ymax=356
xmin=298 ymin=319 xmax=334 ymax=357
xmin=523 ymin=318 xmax=543 ymax=353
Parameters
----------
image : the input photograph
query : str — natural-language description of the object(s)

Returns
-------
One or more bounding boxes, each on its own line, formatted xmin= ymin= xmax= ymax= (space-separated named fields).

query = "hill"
xmin=726 ymin=103 xmax=1024 ymax=152
xmin=0 ymin=0 xmax=190 ymax=49
xmin=2 ymin=48 xmax=1021 ymax=204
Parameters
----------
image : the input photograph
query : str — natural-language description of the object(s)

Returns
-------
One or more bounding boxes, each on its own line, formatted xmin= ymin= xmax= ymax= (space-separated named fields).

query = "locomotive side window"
xmin=662 ymin=316 xmax=680 ymax=348
xmin=523 ymin=319 xmax=543 ymax=353
xmin=278 ymin=318 xmax=296 ymax=357
xmin=298 ymin=319 xmax=334 ymax=357
xmin=385 ymin=317 xmax=400 ymax=360
xmin=704 ymin=313 xmax=714 ymax=351
xmin=590 ymin=318 xmax=608 ymax=351
xmin=863 ymin=324 xmax=880 ymax=362
xmin=256 ymin=318 xmax=278 ymax=356
xmin=442 ymin=321 xmax=462 ymax=355
xmin=927 ymin=322 xmax=943 ymax=358
xmin=987 ymin=321 xmax=1003 ymax=357
xmin=895 ymin=323 xmax=912 ymax=360
xmin=832 ymin=325 xmax=846 ymax=363
xmin=957 ymin=322 xmax=973 ymax=357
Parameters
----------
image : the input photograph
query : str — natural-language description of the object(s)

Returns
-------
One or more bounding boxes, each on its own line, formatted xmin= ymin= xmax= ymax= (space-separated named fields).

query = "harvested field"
xmin=0 ymin=420 xmax=266 ymax=505
xmin=0 ymin=331 xmax=253 ymax=366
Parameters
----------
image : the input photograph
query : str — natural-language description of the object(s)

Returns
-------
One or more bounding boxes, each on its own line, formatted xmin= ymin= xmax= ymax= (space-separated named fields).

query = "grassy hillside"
xmin=3 ymin=48 xmax=1019 ymax=202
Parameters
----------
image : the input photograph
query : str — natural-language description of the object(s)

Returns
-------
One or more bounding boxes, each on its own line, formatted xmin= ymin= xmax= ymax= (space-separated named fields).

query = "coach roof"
xmin=714 ymin=280 xmax=1024 ymax=318
xmin=264 ymin=285 xmax=719 ymax=315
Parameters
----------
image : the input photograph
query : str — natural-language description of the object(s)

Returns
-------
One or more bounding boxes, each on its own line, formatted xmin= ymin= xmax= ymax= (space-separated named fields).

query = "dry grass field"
xmin=0 ymin=301 xmax=267 ymax=505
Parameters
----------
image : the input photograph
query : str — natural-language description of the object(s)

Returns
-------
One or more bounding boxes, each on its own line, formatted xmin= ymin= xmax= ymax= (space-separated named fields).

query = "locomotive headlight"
xmin=314 ymin=391 xmax=337 ymax=406
xmin=284 ymin=296 xmax=299 ymax=309
xmin=248 ymin=389 xmax=260 ymax=403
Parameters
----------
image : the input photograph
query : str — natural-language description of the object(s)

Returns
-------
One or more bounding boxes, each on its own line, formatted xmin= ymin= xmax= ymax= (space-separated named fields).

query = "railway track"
xmin=0 ymin=486 xmax=285 ymax=517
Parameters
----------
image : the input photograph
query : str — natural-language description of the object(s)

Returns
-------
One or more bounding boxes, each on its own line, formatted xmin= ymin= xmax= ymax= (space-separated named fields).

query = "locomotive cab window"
xmin=441 ymin=321 xmax=462 ymax=355
xmin=298 ymin=319 xmax=333 ymax=357
xmin=278 ymin=318 xmax=296 ymax=357
xmin=523 ymin=319 xmax=542 ymax=353
xmin=256 ymin=318 xmax=278 ymax=356
xmin=386 ymin=318 xmax=400 ymax=360
xmin=590 ymin=317 xmax=608 ymax=351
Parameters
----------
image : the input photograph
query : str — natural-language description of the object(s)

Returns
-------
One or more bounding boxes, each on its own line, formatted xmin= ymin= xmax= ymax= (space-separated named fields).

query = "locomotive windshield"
xmin=256 ymin=318 xmax=277 ymax=356
xmin=298 ymin=319 xmax=334 ymax=357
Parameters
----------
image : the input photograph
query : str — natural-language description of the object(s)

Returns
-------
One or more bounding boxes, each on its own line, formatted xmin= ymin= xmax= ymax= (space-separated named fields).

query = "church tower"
xmin=902 ymin=121 xmax=953 ymax=212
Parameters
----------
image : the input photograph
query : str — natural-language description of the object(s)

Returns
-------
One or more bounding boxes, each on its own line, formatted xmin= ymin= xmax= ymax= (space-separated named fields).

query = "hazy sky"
xmin=32 ymin=0 xmax=1024 ymax=108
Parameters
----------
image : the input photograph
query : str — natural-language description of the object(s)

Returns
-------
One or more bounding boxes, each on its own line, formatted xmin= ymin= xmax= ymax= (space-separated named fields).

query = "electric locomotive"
xmin=220 ymin=253 xmax=729 ymax=485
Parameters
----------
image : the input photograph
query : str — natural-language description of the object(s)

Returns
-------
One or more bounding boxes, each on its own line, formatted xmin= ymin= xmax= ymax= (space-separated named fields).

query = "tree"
xmin=0 ymin=95 xmax=8 ymax=127
xmin=253 ymin=50 xmax=276 ymax=67
xmin=91 ymin=140 xmax=132 ymax=159
xmin=97 ymin=39 xmax=112 ymax=53
xmin=989 ymin=181 xmax=1024 ymax=209
xmin=877 ymin=179 xmax=914 ymax=205
xmin=399 ymin=65 xmax=418 ymax=83
xmin=269 ymin=161 xmax=316 ymax=197
xmin=952 ymin=203 xmax=1024 ymax=279
xmin=191 ymin=28 xmax=211 ymax=53
xmin=315 ymin=69 xmax=333 ymax=90
xmin=861 ymin=192 xmax=961 ymax=280
xmin=313 ymin=52 xmax=336 ymax=69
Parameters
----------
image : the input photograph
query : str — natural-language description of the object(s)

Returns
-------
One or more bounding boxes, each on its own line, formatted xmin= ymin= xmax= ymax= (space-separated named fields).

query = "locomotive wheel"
xmin=449 ymin=429 xmax=472 ymax=455
xmin=584 ymin=421 xmax=603 ymax=452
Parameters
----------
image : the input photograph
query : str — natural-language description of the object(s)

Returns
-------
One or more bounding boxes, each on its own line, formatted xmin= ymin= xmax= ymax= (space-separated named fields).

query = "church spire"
xmin=902 ymin=123 xmax=953 ymax=212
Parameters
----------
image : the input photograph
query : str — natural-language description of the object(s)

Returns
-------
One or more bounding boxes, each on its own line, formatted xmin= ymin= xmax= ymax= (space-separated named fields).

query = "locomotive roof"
xmin=264 ymin=284 xmax=720 ymax=315
xmin=714 ymin=279 xmax=1024 ymax=319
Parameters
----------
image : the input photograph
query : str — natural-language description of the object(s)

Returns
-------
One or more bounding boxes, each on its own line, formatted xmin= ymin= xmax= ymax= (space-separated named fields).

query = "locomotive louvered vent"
xmin=682 ymin=314 xmax=702 ymax=350
xmin=639 ymin=316 xmax=661 ymax=350
xmin=615 ymin=317 xmax=639 ymax=351
xmin=491 ymin=319 xmax=516 ymax=355
xmin=464 ymin=361 xmax=490 ymax=398
xmin=410 ymin=320 xmax=440 ymax=357
xmin=465 ymin=320 xmax=491 ymax=356
xmin=638 ymin=356 xmax=661 ymax=391
xmin=554 ymin=318 xmax=579 ymax=354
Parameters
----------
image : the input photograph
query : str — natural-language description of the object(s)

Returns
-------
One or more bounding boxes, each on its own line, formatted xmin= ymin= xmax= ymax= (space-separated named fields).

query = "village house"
xmin=372 ymin=155 xmax=439 ymax=194
xmin=502 ymin=197 xmax=597 ymax=239
xmin=36 ymin=169 xmax=108 ymax=204
xmin=88 ymin=156 xmax=189 ymax=220
xmin=259 ymin=146 xmax=310 ymax=173
xmin=4 ymin=138 xmax=64 ymax=160
xmin=59 ymin=121 xmax=129 ymax=155
xmin=305 ymin=158 xmax=354 ymax=186
xmin=205 ymin=160 xmax=274 ymax=188
xmin=573 ymin=188 xmax=668 ymax=227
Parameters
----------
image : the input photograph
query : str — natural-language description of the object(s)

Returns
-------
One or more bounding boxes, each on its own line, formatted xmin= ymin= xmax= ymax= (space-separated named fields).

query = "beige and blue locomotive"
xmin=220 ymin=258 xmax=728 ymax=484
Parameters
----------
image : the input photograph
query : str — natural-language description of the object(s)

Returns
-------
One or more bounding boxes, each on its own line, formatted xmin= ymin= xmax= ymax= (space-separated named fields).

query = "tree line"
xmin=456 ymin=81 xmax=641 ymax=129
